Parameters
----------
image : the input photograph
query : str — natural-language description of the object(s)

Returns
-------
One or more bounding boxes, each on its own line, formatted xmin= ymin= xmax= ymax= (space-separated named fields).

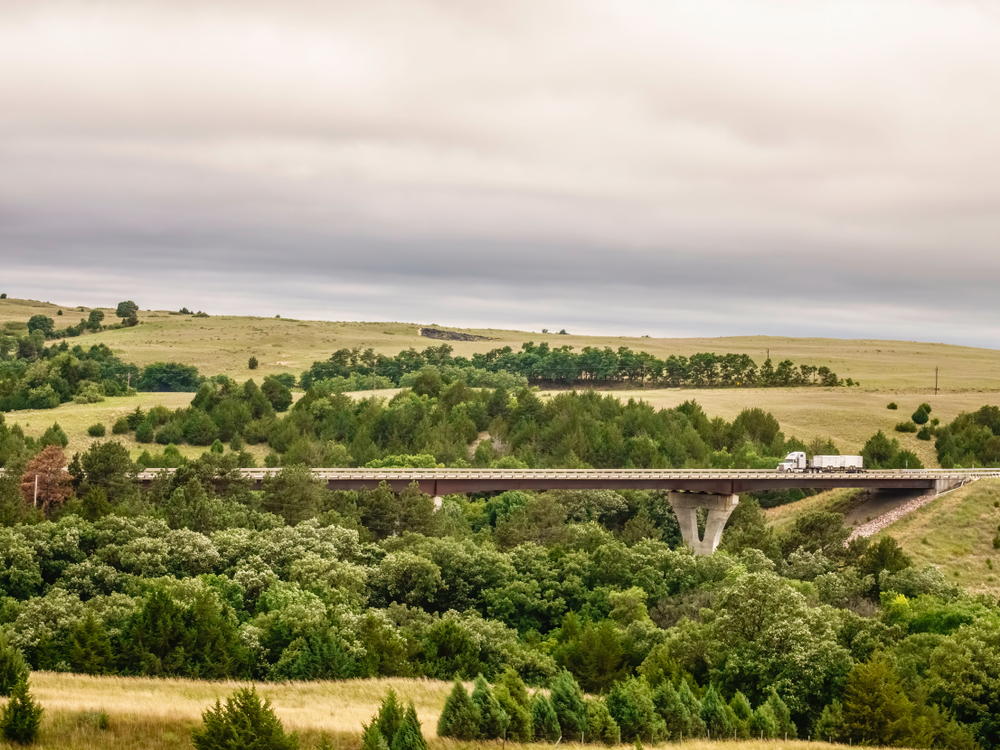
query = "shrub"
xmin=531 ymin=694 xmax=561 ymax=742
xmin=895 ymin=422 xmax=917 ymax=433
xmin=155 ymin=421 xmax=185 ymax=445
xmin=919 ymin=402 xmax=932 ymax=414
xmin=887 ymin=402 xmax=898 ymax=410
xmin=917 ymin=426 xmax=932 ymax=441
xmin=0 ymin=294 xmax=5 ymax=299
xmin=550 ymin=670 xmax=588 ymax=740
xmin=192 ymin=685 xmax=298 ymax=750
xmin=437 ymin=679 xmax=480 ymax=740
xmin=135 ymin=421 xmax=155 ymax=444
xmin=0 ymin=675 xmax=43 ymax=745
xmin=0 ymin=632 xmax=29 ymax=697
xmin=87 ymin=423 xmax=106 ymax=437
xmin=249 ymin=356 xmax=259 ymax=370
xmin=584 ymin=699 xmax=621 ymax=745
xmin=471 ymin=674 xmax=509 ymax=740
xmin=912 ymin=408 xmax=929 ymax=425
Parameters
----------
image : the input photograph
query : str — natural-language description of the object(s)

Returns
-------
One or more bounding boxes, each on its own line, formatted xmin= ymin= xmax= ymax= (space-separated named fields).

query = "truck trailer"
xmin=777 ymin=451 xmax=864 ymax=473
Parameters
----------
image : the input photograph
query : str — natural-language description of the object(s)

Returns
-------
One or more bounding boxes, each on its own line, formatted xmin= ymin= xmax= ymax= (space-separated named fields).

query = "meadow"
xmin=11 ymin=672 xmax=851 ymax=750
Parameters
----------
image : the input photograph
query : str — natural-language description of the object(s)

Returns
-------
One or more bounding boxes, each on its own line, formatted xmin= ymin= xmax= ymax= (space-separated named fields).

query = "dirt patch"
xmin=419 ymin=327 xmax=496 ymax=342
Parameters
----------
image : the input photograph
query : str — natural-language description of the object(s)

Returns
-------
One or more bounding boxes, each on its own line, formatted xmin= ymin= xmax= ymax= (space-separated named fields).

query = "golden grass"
xmin=876 ymin=478 xmax=1000 ymax=595
xmin=9 ymin=672 xmax=866 ymax=750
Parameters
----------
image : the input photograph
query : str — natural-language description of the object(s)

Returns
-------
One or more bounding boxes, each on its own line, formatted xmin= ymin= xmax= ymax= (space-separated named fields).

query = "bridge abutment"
xmin=668 ymin=492 xmax=739 ymax=555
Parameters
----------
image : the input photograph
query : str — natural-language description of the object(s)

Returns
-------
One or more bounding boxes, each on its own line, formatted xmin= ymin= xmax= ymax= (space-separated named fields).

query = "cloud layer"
xmin=2 ymin=1 xmax=1000 ymax=343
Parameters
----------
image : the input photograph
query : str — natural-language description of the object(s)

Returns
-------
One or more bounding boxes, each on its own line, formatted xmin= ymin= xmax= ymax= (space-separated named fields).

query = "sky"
xmin=2 ymin=0 xmax=1000 ymax=345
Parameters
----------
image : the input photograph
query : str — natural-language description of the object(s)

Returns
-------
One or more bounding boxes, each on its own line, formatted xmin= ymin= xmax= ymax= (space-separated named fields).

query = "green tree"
xmin=652 ymin=681 xmax=691 ymax=740
xmin=390 ymin=703 xmax=427 ymax=750
xmin=437 ymin=679 xmax=480 ymax=740
xmin=262 ymin=376 xmax=293 ymax=412
xmin=700 ymin=685 xmax=733 ymax=739
xmin=192 ymin=686 xmax=298 ymax=750
xmin=248 ymin=356 xmax=259 ymax=370
xmin=87 ymin=309 xmax=105 ymax=330
xmin=531 ymin=693 xmax=561 ymax=742
xmin=584 ymin=699 xmax=621 ymax=745
xmin=0 ymin=631 xmax=29 ymax=697
xmin=471 ymin=674 xmax=509 ymax=740
xmin=607 ymin=677 xmax=664 ymax=743
xmin=729 ymin=691 xmax=753 ymax=739
xmin=814 ymin=699 xmax=846 ymax=743
xmin=0 ymin=675 xmax=42 ymax=745
xmin=115 ymin=301 xmax=139 ymax=320
xmin=27 ymin=315 xmax=54 ymax=337
xmin=67 ymin=612 xmax=114 ymax=675
xmin=495 ymin=668 xmax=533 ymax=742
xmin=912 ymin=408 xmax=929 ymax=425
xmin=550 ymin=670 xmax=588 ymax=740
xmin=842 ymin=654 xmax=911 ymax=746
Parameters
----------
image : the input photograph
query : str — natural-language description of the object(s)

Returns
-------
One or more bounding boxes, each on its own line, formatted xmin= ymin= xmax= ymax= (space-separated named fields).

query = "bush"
xmin=912 ymin=408 xmax=929 ymax=425
xmin=135 ymin=420 xmax=155 ymax=443
xmin=0 ymin=632 xmax=29 ymax=697
xmin=919 ymin=402 xmax=932 ymax=414
xmin=192 ymin=686 xmax=298 ymax=750
xmin=895 ymin=422 xmax=917 ymax=433
xmin=917 ymin=426 xmax=932 ymax=441
xmin=0 ymin=676 xmax=43 ymax=745
xmin=87 ymin=423 xmax=106 ymax=438
xmin=155 ymin=421 xmax=185 ymax=445
xmin=584 ymin=699 xmax=621 ymax=745
xmin=531 ymin=694 xmax=561 ymax=742
xmin=248 ymin=356 xmax=259 ymax=370
xmin=137 ymin=362 xmax=203 ymax=392
xmin=887 ymin=402 xmax=898 ymax=410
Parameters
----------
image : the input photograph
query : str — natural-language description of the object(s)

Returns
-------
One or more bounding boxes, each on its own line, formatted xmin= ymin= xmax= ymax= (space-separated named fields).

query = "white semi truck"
xmin=777 ymin=451 xmax=864 ymax=473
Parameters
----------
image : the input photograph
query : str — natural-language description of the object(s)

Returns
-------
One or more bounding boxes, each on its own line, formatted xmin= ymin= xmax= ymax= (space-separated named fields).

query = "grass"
xmin=7 ymin=672 xmax=853 ymax=750
xmin=876 ymin=478 xmax=1000 ymax=594
xmin=763 ymin=488 xmax=867 ymax=534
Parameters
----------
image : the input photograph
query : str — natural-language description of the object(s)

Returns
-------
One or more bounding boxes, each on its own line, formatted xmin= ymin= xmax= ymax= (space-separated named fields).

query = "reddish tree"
xmin=19 ymin=446 xmax=73 ymax=513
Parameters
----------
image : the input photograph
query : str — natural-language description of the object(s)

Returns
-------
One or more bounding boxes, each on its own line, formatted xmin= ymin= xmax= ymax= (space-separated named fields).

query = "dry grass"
xmin=763 ymin=488 xmax=867 ymax=534
xmin=9 ymin=672 xmax=860 ymax=750
xmin=876 ymin=478 xmax=1000 ymax=595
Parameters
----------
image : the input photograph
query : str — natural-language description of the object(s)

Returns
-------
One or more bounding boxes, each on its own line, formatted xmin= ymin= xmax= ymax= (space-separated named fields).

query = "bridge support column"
xmin=668 ymin=492 xmax=739 ymax=555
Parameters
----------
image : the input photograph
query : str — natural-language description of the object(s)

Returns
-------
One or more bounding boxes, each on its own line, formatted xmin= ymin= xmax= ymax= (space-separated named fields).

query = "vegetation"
xmin=193 ymin=685 xmax=298 ymax=750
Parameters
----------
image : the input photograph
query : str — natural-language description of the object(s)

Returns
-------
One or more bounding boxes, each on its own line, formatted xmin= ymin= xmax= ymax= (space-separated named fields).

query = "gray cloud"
xmin=2 ymin=0 xmax=1000 ymax=344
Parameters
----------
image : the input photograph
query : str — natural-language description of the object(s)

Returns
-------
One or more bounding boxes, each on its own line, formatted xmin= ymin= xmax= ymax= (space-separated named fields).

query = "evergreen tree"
xmin=729 ymin=691 xmax=753 ymax=739
xmin=700 ymin=685 xmax=733 ymax=739
xmin=766 ymin=690 xmax=797 ymax=739
xmin=814 ymin=700 xmax=846 ymax=743
xmin=748 ymin=704 xmax=779 ymax=740
xmin=531 ymin=693 xmax=561 ymax=742
xmin=437 ymin=679 xmax=480 ymax=740
xmin=652 ymin=681 xmax=690 ymax=741
xmin=192 ymin=686 xmax=297 ymax=750
xmin=842 ymin=654 xmax=911 ymax=746
xmin=67 ymin=612 xmax=114 ymax=675
xmin=549 ymin=670 xmax=588 ymax=740
xmin=495 ymin=669 xmax=533 ymax=742
xmin=585 ymin=699 xmax=622 ymax=746
xmin=0 ymin=675 xmax=42 ymax=745
xmin=606 ymin=677 xmax=664 ymax=743
xmin=0 ymin=631 xmax=29 ymax=697
xmin=677 ymin=680 xmax=706 ymax=737
xmin=390 ymin=703 xmax=427 ymax=750
xmin=471 ymin=674 xmax=509 ymax=740
xmin=374 ymin=689 xmax=406 ymax=745
xmin=361 ymin=721 xmax=390 ymax=750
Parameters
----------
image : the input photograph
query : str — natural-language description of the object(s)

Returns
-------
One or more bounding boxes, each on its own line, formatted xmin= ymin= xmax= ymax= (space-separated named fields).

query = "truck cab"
xmin=777 ymin=451 xmax=807 ymax=472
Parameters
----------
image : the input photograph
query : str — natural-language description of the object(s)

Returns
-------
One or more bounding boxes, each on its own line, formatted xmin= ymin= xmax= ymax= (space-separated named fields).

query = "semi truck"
xmin=777 ymin=451 xmax=864 ymax=473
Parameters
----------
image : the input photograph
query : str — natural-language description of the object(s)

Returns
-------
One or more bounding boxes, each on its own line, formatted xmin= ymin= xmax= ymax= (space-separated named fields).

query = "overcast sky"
xmin=3 ymin=0 xmax=1000 ymax=344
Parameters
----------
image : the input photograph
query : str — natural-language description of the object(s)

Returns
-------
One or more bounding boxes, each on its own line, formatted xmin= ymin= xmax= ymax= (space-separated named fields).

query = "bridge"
xmin=5 ymin=466 xmax=994 ymax=554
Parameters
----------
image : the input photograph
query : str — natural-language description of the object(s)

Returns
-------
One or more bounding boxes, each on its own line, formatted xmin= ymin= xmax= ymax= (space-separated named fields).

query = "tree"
xmin=842 ymin=654 xmax=911 ymax=746
xmin=0 ymin=632 xmax=29 ymax=697
xmin=471 ymin=674 xmax=509 ymax=740
xmin=19 ymin=445 xmax=72 ymax=514
xmin=607 ymin=677 xmax=664 ymax=743
xmin=115 ymin=301 xmax=139 ymax=320
xmin=26 ymin=315 xmax=54 ymax=337
xmin=87 ymin=309 xmax=105 ymax=330
xmin=0 ymin=675 xmax=42 ymax=745
xmin=437 ymin=679 xmax=480 ymax=740
xmin=248 ymin=356 xmax=259 ymax=370
xmin=391 ymin=703 xmax=428 ymax=750
xmin=192 ymin=686 xmax=298 ymax=750
xmin=584 ymin=699 xmax=621 ymax=745
xmin=912 ymin=408 xmax=930 ymax=425
xmin=262 ymin=376 xmax=293 ymax=412
xmin=700 ymin=685 xmax=733 ymax=739
xmin=550 ymin=670 xmax=588 ymax=740
xmin=531 ymin=693 xmax=561 ymax=742
xmin=137 ymin=362 xmax=202 ymax=392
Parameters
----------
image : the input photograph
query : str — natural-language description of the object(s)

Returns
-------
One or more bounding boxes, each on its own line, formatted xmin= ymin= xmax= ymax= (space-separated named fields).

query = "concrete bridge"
xmin=4 ymin=466 xmax=993 ymax=554
xmin=138 ymin=466 xmax=994 ymax=555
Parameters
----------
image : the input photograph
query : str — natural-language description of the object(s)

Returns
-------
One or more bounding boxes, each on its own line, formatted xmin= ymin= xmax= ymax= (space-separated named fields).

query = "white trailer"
xmin=777 ymin=452 xmax=863 ymax=472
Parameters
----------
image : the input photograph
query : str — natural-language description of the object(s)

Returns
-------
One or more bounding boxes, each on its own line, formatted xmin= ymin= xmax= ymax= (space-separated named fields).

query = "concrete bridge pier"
xmin=668 ymin=492 xmax=739 ymax=555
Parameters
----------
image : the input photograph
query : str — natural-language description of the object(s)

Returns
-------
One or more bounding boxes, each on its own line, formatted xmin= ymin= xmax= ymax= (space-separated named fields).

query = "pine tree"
xmin=653 ymin=682 xmax=690 ymax=741
xmin=374 ymin=689 xmax=406 ymax=745
xmin=842 ymin=654 xmax=911 ymax=746
xmin=677 ymin=680 xmax=706 ymax=737
xmin=729 ymin=691 xmax=753 ymax=739
xmin=584 ymin=699 xmax=622 ymax=746
xmin=67 ymin=612 xmax=114 ymax=675
xmin=192 ymin=686 xmax=297 ymax=750
xmin=0 ymin=675 xmax=42 ymax=745
xmin=748 ymin=704 xmax=779 ymax=739
xmin=531 ymin=693 xmax=561 ymax=742
xmin=607 ymin=677 xmax=664 ymax=743
xmin=0 ymin=631 xmax=29 ymax=697
xmin=766 ymin=689 xmax=797 ymax=739
xmin=361 ymin=721 xmax=390 ymax=750
xmin=471 ymin=674 xmax=510 ymax=740
xmin=549 ymin=670 xmax=588 ymax=740
xmin=700 ymin=685 xmax=733 ymax=739
xmin=495 ymin=670 xmax=533 ymax=742
xmin=390 ymin=703 xmax=427 ymax=750
xmin=437 ymin=679 xmax=480 ymax=740
xmin=814 ymin=700 xmax=846 ymax=743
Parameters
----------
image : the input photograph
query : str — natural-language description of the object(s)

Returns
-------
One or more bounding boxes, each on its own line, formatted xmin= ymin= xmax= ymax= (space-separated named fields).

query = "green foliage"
xmin=27 ymin=315 xmax=54 ymax=337
xmin=888 ymin=402 xmax=898 ymax=410
xmin=192 ymin=685 xmax=298 ymax=750
xmin=862 ymin=430 xmax=924 ymax=469
xmin=0 ymin=631 xmax=29 ymax=697
xmin=842 ymin=654 xmax=910 ymax=746
xmin=248 ymin=356 xmax=258 ymax=370
xmin=606 ymin=676 xmax=664 ymax=743
xmin=471 ymin=674 xmax=510 ymax=739
xmin=585 ymin=699 xmax=621 ymax=745
xmin=814 ymin=699 xmax=846 ymax=743
xmin=262 ymin=376 xmax=293 ymax=412
xmin=700 ymin=685 xmax=733 ymax=738
xmin=0 ymin=675 xmax=42 ymax=745
xmin=137 ymin=362 xmax=203 ymax=392
xmin=495 ymin=668 xmax=533 ymax=742
xmin=895 ymin=421 xmax=917 ymax=433
xmin=437 ymin=679 xmax=480 ymax=740
xmin=912 ymin=408 xmax=930 ymax=425
xmin=531 ymin=693 xmax=561 ymax=742
xmin=366 ymin=690 xmax=426 ymax=750
xmin=87 ymin=423 xmax=106 ymax=438
xmin=550 ymin=670 xmax=588 ymax=740
xmin=39 ymin=423 xmax=68 ymax=448
xmin=115 ymin=301 xmax=139 ymax=320
xmin=390 ymin=704 xmax=427 ymax=750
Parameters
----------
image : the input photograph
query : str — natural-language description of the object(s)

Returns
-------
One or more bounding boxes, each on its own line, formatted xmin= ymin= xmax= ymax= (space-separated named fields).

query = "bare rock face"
xmin=418 ymin=327 xmax=496 ymax=342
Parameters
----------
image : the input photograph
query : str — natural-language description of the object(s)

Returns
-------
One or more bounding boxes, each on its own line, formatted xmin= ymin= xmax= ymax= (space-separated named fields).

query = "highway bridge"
xmin=5 ymin=466 xmax=996 ymax=554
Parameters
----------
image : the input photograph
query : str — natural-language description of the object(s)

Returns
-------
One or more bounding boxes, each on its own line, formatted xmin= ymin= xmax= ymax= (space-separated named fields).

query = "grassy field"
xmin=3 ymin=296 xmax=1000 ymax=391
xmin=873 ymin=478 xmax=1000 ymax=594
xmin=10 ymin=672 xmax=848 ymax=750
